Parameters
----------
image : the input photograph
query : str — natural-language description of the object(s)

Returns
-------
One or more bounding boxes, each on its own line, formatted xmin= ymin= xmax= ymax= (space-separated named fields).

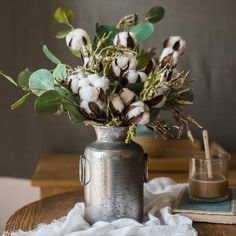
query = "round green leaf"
xmin=54 ymin=6 xmax=73 ymax=25
xmin=146 ymin=6 xmax=165 ymax=23
xmin=29 ymin=69 xmax=55 ymax=96
xmin=56 ymin=30 xmax=71 ymax=39
xmin=34 ymin=90 xmax=62 ymax=115
xmin=130 ymin=22 xmax=154 ymax=41
xmin=53 ymin=64 xmax=67 ymax=81
xmin=42 ymin=45 xmax=61 ymax=65
xmin=96 ymin=24 xmax=118 ymax=42
xmin=17 ymin=68 xmax=32 ymax=89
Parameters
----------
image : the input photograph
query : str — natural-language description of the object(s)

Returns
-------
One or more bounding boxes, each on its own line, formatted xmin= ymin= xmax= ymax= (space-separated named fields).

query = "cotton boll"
xmin=80 ymin=100 xmax=105 ymax=118
xmin=123 ymin=70 xmax=138 ymax=84
xmin=113 ymin=31 xmax=137 ymax=49
xmin=127 ymin=101 xmax=150 ymax=125
xmin=83 ymin=56 xmax=92 ymax=68
xmin=109 ymin=94 xmax=125 ymax=114
xmin=111 ymin=61 xmax=122 ymax=77
xmin=159 ymin=47 xmax=179 ymax=68
xmin=163 ymin=36 xmax=187 ymax=55
xmin=146 ymin=87 xmax=169 ymax=108
xmin=88 ymin=74 xmax=109 ymax=91
xmin=79 ymin=86 xmax=99 ymax=102
xmin=119 ymin=88 xmax=136 ymax=106
xmin=137 ymin=72 xmax=147 ymax=82
xmin=66 ymin=28 xmax=90 ymax=52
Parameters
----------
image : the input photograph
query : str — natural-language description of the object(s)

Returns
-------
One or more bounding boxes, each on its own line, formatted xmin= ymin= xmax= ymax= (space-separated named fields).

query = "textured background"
xmin=0 ymin=0 xmax=235 ymax=178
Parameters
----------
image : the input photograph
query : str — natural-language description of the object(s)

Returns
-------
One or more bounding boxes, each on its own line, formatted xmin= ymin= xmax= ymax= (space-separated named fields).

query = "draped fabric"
xmin=0 ymin=0 xmax=235 ymax=178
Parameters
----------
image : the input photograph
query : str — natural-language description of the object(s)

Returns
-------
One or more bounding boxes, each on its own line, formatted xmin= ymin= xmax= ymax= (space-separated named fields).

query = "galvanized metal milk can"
xmin=79 ymin=126 xmax=147 ymax=224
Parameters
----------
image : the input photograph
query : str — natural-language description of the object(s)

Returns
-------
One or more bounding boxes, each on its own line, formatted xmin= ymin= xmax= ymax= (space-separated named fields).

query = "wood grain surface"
xmin=4 ymin=190 xmax=236 ymax=236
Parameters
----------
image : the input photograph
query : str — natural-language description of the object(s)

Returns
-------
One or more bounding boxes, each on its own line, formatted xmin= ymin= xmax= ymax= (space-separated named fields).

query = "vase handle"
xmin=143 ymin=153 xmax=148 ymax=183
xmin=79 ymin=155 xmax=91 ymax=185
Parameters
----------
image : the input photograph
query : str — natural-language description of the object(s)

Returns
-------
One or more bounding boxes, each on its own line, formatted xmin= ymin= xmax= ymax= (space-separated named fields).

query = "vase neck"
xmin=93 ymin=126 xmax=129 ymax=142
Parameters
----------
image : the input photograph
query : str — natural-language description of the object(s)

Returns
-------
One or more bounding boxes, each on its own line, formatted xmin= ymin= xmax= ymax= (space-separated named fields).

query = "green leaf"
xmin=146 ymin=6 xmax=165 ymax=23
xmin=17 ymin=68 xmax=32 ymax=89
xmin=150 ymin=108 xmax=160 ymax=120
xmin=137 ymin=52 xmax=153 ymax=70
xmin=29 ymin=69 xmax=55 ymax=96
xmin=11 ymin=92 xmax=31 ymax=110
xmin=0 ymin=71 xmax=17 ymax=86
xmin=54 ymin=6 xmax=73 ymax=25
xmin=55 ymin=87 xmax=71 ymax=96
xmin=34 ymin=90 xmax=62 ymax=115
xmin=126 ymin=82 xmax=144 ymax=95
xmin=62 ymin=99 xmax=86 ymax=122
xmin=42 ymin=45 xmax=61 ymax=64
xmin=53 ymin=64 xmax=67 ymax=81
xmin=69 ymin=47 xmax=81 ymax=57
xmin=130 ymin=22 xmax=154 ymax=41
xmin=56 ymin=30 xmax=71 ymax=39
xmin=96 ymin=24 xmax=118 ymax=44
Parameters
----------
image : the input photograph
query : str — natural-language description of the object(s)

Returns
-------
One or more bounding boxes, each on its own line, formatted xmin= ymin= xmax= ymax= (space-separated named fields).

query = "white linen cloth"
xmin=5 ymin=177 xmax=198 ymax=236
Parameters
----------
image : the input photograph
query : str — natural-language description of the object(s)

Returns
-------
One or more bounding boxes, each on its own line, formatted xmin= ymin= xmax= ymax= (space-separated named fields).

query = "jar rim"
xmin=189 ymin=151 xmax=230 ymax=160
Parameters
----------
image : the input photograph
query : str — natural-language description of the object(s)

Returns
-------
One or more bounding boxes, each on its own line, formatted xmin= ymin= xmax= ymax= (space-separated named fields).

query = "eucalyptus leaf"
xmin=130 ymin=22 xmax=154 ymax=41
xmin=0 ymin=71 xmax=17 ymax=86
xmin=126 ymin=82 xmax=144 ymax=95
xmin=145 ymin=6 xmax=165 ymax=23
xmin=34 ymin=90 xmax=62 ymax=115
xmin=17 ymin=68 xmax=32 ymax=89
xmin=96 ymin=24 xmax=118 ymax=44
xmin=11 ymin=92 xmax=31 ymax=110
xmin=56 ymin=30 xmax=71 ymax=39
xmin=54 ymin=6 xmax=73 ymax=25
xmin=53 ymin=64 xmax=67 ymax=81
xmin=42 ymin=45 xmax=61 ymax=64
xmin=62 ymin=99 xmax=86 ymax=122
xmin=29 ymin=69 xmax=55 ymax=96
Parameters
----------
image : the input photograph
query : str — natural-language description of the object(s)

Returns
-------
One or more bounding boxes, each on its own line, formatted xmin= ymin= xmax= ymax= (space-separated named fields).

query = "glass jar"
xmin=189 ymin=152 xmax=230 ymax=202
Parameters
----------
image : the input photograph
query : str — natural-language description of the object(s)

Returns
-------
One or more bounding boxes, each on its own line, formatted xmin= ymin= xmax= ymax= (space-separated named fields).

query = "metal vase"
xmin=79 ymin=126 xmax=147 ymax=224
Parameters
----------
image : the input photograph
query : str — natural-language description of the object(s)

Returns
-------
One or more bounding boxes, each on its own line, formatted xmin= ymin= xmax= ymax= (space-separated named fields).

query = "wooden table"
xmin=5 ymin=190 xmax=236 ymax=236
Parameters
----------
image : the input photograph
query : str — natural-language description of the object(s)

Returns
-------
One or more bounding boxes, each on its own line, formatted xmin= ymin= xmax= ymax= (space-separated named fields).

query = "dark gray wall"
xmin=0 ymin=0 xmax=235 ymax=178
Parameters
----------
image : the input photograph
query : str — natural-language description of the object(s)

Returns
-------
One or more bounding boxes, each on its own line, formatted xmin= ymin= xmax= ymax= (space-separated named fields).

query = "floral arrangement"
xmin=1 ymin=6 xmax=201 ymax=142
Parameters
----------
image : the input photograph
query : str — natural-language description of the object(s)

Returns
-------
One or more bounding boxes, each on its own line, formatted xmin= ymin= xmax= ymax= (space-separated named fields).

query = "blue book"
xmin=173 ymin=187 xmax=236 ymax=224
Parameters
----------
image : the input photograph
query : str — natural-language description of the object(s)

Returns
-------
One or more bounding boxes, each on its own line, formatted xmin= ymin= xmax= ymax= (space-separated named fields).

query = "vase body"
xmin=80 ymin=126 xmax=146 ymax=224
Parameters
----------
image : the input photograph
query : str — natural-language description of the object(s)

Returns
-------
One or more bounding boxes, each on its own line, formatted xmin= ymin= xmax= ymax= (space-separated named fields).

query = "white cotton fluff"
xmin=159 ymin=47 xmax=179 ymax=68
xmin=79 ymin=86 xmax=99 ymax=102
xmin=113 ymin=31 xmax=137 ymax=49
xmin=110 ymin=94 xmax=125 ymax=113
xmin=138 ymin=111 xmax=150 ymax=125
xmin=80 ymin=99 xmax=105 ymax=115
xmin=77 ymin=78 xmax=90 ymax=88
xmin=116 ymin=55 xmax=130 ymax=70
xmin=124 ymin=70 xmax=138 ymax=83
xmin=111 ymin=61 xmax=121 ymax=77
xmin=127 ymin=101 xmax=150 ymax=125
xmin=119 ymin=88 xmax=136 ymax=106
xmin=137 ymin=72 xmax=147 ymax=82
xmin=165 ymin=36 xmax=187 ymax=55
xmin=159 ymin=47 xmax=174 ymax=63
xmin=66 ymin=28 xmax=90 ymax=51
xmin=127 ymin=101 xmax=145 ymax=119
xmin=88 ymin=74 xmax=109 ymax=90
xmin=70 ymin=78 xmax=79 ymax=94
